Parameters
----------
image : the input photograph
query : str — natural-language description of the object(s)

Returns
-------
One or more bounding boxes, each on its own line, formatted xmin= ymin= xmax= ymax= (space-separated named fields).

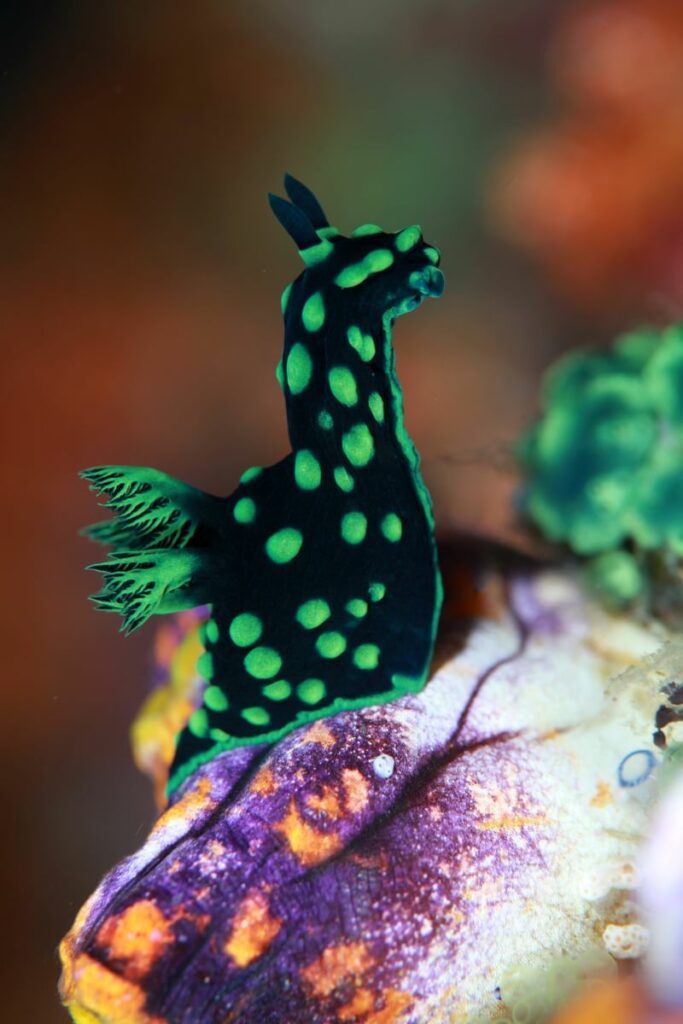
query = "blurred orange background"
xmin=2 ymin=2 xmax=681 ymax=1020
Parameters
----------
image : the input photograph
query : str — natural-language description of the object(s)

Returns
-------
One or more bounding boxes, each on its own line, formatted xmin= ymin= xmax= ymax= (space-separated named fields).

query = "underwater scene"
xmin=2 ymin=2 xmax=683 ymax=1022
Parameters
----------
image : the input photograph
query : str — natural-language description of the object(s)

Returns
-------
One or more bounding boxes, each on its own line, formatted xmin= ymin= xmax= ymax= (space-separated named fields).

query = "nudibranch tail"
xmin=87 ymin=549 xmax=212 ymax=635
xmin=80 ymin=176 xmax=445 ymax=792
xmin=80 ymin=466 xmax=224 ymax=551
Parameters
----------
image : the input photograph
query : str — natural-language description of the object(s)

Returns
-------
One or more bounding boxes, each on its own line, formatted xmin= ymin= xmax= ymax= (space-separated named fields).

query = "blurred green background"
xmin=2 ymin=1 xmax=681 ymax=1020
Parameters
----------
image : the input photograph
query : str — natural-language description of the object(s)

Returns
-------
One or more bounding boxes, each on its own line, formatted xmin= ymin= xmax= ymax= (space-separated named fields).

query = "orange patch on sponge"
xmin=300 ymin=720 xmax=337 ymax=747
xmin=224 ymin=889 xmax=282 ymax=968
xmin=301 ymin=941 xmax=374 ymax=997
xmin=364 ymin=989 xmax=414 ymax=1024
xmin=96 ymin=900 xmax=175 ymax=982
xmin=150 ymin=776 xmax=214 ymax=836
xmin=61 ymin=953 xmax=166 ymax=1024
xmin=59 ymin=890 xmax=105 ymax=1010
xmin=306 ymin=785 xmax=342 ymax=819
xmin=342 ymin=768 xmax=370 ymax=814
xmin=338 ymin=988 xmax=375 ymax=1020
xmin=590 ymin=781 xmax=613 ymax=808
xmin=62 ymin=889 xmax=99 ymax=951
xmin=250 ymin=765 xmax=278 ymax=796
xmin=336 ymin=987 xmax=414 ymax=1024
xmin=274 ymin=798 xmax=342 ymax=866
xmin=475 ymin=814 xmax=547 ymax=832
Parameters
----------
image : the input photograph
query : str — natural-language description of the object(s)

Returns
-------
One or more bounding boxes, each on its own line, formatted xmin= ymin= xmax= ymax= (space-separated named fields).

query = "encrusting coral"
xmin=518 ymin=323 xmax=683 ymax=613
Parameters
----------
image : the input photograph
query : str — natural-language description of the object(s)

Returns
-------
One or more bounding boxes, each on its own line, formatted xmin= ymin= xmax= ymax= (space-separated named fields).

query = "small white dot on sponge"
xmin=372 ymin=753 xmax=395 ymax=779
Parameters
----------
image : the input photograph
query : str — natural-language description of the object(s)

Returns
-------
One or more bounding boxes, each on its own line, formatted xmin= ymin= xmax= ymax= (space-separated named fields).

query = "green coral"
xmin=519 ymin=324 xmax=683 ymax=605
xmin=584 ymin=551 xmax=645 ymax=608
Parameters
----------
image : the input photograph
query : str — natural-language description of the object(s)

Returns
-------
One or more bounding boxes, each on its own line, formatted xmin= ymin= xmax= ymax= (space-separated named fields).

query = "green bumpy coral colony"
xmin=518 ymin=324 xmax=683 ymax=609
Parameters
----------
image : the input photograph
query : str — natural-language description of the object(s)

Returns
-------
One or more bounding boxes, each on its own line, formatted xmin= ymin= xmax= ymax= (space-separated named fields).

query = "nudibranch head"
xmin=271 ymin=174 xmax=445 ymax=453
xmin=270 ymin=173 xmax=444 ymax=325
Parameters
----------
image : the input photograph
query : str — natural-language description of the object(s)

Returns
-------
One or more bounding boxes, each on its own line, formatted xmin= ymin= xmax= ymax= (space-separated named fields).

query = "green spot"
xmin=229 ymin=613 xmax=263 ymax=647
xmin=275 ymin=359 xmax=284 ymax=391
xmin=347 ymin=325 xmax=363 ymax=352
xmin=346 ymin=598 xmax=368 ymax=618
xmin=361 ymin=334 xmax=376 ymax=361
xmin=196 ymin=652 xmax=214 ymax=679
xmin=335 ymin=249 xmax=394 ymax=289
xmin=329 ymin=366 xmax=358 ymax=407
xmin=341 ymin=511 xmax=367 ymax=545
xmin=395 ymin=225 xmax=422 ymax=252
xmin=423 ymin=246 xmax=439 ymax=265
xmin=210 ymin=727 xmax=231 ymax=742
xmin=189 ymin=708 xmax=209 ymax=738
xmin=296 ymin=598 xmax=331 ymax=629
xmin=241 ymin=706 xmax=271 ymax=727
xmin=333 ymin=249 xmax=393 ymax=290
xmin=316 ymin=631 xmax=347 ymax=659
xmin=204 ymin=619 xmax=219 ymax=643
xmin=294 ymin=449 xmax=321 ymax=490
xmin=297 ymin=679 xmax=327 ymax=705
xmin=334 ymin=466 xmax=354 ymax=492
xmin=199 ymin=619 xmax=219 ymax=645
xmin=368 ymin=582 xmax=386 ymax=602
xmin=318 ymin=410 xmax=334 ymax=430
xmin=342 ymin=424 xmax=375 ymax=467
xmin=280 ymin=282 xmax=292 ymax=314
xmin=240 ymin=465 xmax=262 ymax=484
xmin=286 ymin=343 xmax=313 ymax=394
xmin=347 ymin=326 xmax=375 ymax=362
xmin=381 ymin=513 xmax=403 ymax=542
xmin=233 ymin=497 xmax=256 ymax=524
xmin=244 ymin=647 xmax=282 ymax=680
xmin=351 ymin=223 xmax=382 ymax=237
xmin=204 ymin=685 xmax=229 ymax=712
xmin=300 ymin=239 xmax=333 ymax=266
xmin=318 ymin=226 xmax=339 ymax=239
xmin=335 ymin=263 xmax=368 ymax=289
xmin=365 ymin=249 xmax=394 ymax=273
xmin=368 ymin=392 xmax=385 ymax=423
xmin=262 ymin=679 xmax=292 ymax=701
xmin=353 ymin=644 xmax=380 ymax=670
xmin=302 ymin=291 xmax=325 ymax=332
xmin=265 ymin=527 xmax=303 ymax=564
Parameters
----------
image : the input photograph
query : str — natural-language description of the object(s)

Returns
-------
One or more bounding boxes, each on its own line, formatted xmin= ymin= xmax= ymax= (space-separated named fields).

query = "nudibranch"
xmin=81 ymin=175 xmax=445 ymax=793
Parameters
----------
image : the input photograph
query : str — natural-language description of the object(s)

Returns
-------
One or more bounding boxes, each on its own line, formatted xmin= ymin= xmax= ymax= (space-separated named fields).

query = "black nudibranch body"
xmin=81 ymin=175 xmax=445 ymax=792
